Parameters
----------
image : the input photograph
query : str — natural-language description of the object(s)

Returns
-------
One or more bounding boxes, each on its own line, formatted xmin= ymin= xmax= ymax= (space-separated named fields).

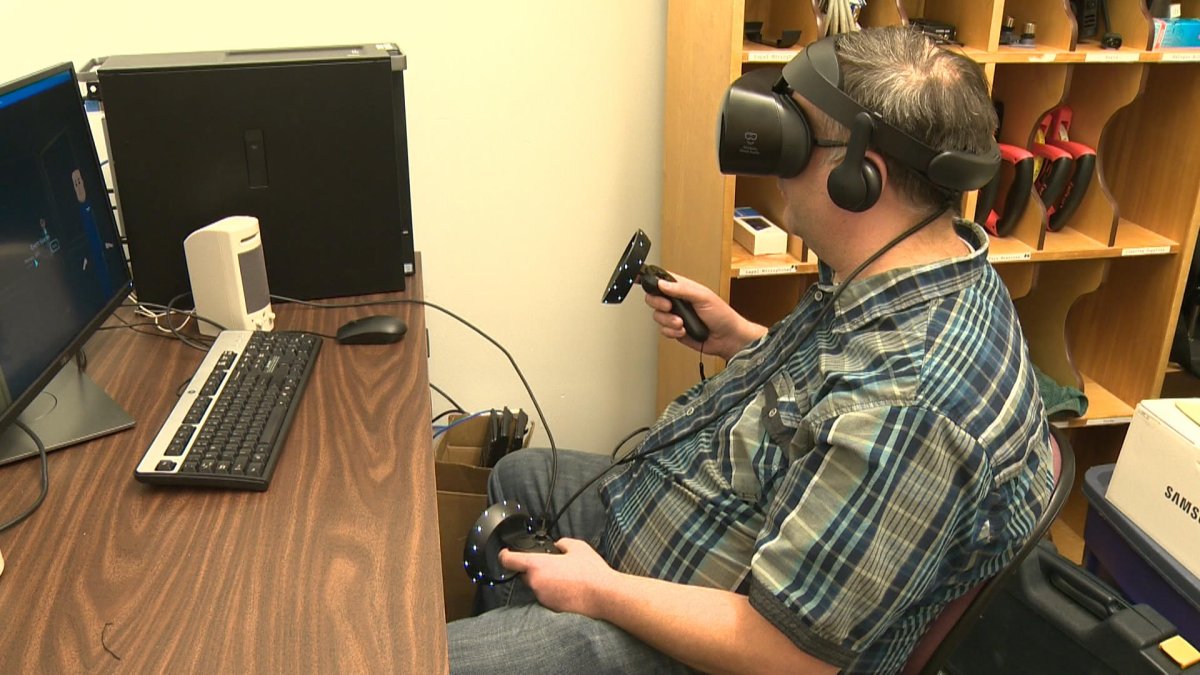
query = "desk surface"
xmin=0 ymin=264 xmax=448 ymax=673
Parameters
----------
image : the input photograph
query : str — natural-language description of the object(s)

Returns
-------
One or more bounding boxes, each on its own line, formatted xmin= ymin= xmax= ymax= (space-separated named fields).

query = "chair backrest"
xmin=900 ymin=424 xmax=1075 ymax=675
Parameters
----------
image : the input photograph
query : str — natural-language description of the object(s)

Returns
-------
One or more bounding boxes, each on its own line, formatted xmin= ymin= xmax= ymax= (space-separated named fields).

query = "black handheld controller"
xmin=464 ymin=501 xmax=562 ymax=585
xmin=601 ymin=230 xmax=710 ymax=343
xmin=638 ymin=264 xmax=710 ymax=343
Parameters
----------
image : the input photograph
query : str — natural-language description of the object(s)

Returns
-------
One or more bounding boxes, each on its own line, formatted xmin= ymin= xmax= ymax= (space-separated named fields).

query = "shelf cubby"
xmin=1055 ymin=62 xmax=1148 ymax=247
xmin=662 ymin=0 xmax=1200 ymax=437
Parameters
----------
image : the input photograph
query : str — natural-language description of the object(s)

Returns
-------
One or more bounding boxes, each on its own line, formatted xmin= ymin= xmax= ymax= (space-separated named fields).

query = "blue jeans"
xmin=446 ymin=448 xmax=696 ymax=674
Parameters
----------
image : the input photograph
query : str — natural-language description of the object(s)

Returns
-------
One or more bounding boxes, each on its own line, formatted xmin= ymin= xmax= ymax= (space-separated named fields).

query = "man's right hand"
xmin=642 ymin=272 xmax=767 ymax=361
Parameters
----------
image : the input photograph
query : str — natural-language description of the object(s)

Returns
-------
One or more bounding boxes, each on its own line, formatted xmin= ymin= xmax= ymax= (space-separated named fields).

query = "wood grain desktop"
xmin=0 ymin=260 xmax=447 ymax=673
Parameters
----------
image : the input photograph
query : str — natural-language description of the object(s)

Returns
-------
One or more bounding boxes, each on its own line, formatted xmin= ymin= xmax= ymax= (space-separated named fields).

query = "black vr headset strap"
xmin=781 ymin=37 xmax=999 ymax=194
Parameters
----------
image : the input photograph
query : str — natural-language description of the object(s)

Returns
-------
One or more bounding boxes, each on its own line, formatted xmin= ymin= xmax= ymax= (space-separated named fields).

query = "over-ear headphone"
xmin=717 ymin=35 xmax=1000 ymax=212
xmin=826 ymin=111 xmax=882 ymax=211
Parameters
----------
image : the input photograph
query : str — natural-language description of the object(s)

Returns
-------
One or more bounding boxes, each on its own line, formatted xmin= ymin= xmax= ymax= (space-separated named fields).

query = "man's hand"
xmin=643 ymin=272 xmax=767 ymax=361
xmin=498 ymin=538 xmax=614 ymax=617
xmin=502 ymin=537 xmax=835 ymax=674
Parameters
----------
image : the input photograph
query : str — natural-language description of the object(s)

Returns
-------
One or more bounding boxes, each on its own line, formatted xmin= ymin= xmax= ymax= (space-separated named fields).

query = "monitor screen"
xmin=0 ymin=63 xmax=134 ymax=464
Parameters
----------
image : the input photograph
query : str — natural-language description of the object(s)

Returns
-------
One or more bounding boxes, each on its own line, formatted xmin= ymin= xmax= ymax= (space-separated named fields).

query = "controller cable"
xmin=538 ymin=198 xmax=954 ymax=536
xmin=611 ymin=426 xmax=652 ymax=461
xmin=432 ymin=407 xmax=468 ymax=425
xmin=164 ymin=292 xmax=228 ymax=351
xmin=0 ymin=421 xmax=49 ymax=534
xmin=270 ymin=294 xmax=564 ymax=535
xmin=430 ymin=383 xmax=465 ymax=416
xmin=0 ymin=353 xmax=97 ymax=535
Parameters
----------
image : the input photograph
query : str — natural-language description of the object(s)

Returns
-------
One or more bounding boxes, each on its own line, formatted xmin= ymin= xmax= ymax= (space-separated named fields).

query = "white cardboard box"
xmin=1107 ymin=398 xmax=1200 ymax=577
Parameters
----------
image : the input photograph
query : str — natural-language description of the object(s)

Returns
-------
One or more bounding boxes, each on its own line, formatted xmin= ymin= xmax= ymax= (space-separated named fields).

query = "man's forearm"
xmin=590 ymin=572 xmax=836 ymax=675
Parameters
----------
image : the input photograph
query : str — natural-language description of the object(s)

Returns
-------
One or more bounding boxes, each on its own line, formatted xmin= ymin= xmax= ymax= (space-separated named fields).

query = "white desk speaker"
xmin=184 ymin=216 xmax=275 ymax=337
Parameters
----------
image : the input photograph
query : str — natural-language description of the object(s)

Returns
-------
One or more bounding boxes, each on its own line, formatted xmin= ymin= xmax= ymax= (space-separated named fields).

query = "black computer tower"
xmin=95 ymin=44 xmax=415 ymax=304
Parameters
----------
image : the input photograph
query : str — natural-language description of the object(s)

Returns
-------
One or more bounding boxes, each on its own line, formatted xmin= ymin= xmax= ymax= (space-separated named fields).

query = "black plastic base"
xmin=463 ymin=501 xmax=563 ymax=585
xmin=503 ymin=531 xmax=560 ymax=555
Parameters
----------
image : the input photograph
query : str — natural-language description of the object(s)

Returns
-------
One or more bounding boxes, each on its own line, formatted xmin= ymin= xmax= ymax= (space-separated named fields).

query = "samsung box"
xmin=1108 ymin=399 xmax=1200 ymax=578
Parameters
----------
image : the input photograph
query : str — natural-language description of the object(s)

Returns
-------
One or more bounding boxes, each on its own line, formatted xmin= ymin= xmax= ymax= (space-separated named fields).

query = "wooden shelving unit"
xmin=660 ymin=0 xmax=1200 ymax=560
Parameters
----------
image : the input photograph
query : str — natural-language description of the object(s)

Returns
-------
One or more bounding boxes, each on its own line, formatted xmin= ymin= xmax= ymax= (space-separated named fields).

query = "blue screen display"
xmin=0 ymin=65 xmax=131 ymax=416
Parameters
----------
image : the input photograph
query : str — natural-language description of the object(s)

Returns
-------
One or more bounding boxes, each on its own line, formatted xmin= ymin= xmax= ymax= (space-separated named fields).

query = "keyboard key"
xmin=259 ymin=405 xmax=287 ymax=444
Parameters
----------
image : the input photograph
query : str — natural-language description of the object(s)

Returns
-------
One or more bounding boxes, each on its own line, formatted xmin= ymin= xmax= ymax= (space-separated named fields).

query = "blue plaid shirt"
xmin=598 ymin=221 xmax=1053 ymax=674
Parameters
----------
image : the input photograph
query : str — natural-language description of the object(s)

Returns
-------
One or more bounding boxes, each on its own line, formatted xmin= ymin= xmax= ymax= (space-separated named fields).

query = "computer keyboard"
xmin=134 ymin=330 xmax=321 ymax=490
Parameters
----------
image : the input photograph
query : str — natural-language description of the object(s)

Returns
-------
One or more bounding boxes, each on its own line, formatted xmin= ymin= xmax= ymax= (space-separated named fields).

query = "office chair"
xmin=901 ymin=424 xmax=1076 ymax=675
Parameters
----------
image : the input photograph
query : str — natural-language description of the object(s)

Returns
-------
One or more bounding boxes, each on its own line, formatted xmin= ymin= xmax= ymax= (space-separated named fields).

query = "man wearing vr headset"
xmin=449 ymin=26 xmax=1052 ymax=675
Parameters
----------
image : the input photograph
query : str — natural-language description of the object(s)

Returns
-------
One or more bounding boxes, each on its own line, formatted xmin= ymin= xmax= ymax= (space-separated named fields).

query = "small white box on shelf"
xmin=732 ymin=208 xmax=788 ymax=256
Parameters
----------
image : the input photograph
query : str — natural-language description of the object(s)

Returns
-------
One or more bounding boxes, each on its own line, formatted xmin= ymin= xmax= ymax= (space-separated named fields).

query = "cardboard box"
xmin=437 ymin=414 xmax=489 ymax=467
xmin=435 ymin=460 xmax=491 ymax=622
xmin=433 ymin=412 xmax=534 ymax=621
xmin=1108 ymin=399 xmax=1200 ymax=578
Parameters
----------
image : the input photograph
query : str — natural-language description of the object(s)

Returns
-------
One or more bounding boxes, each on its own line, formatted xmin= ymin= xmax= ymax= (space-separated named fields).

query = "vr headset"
xmin=716 ymin=35 xmax=1000 ymax=212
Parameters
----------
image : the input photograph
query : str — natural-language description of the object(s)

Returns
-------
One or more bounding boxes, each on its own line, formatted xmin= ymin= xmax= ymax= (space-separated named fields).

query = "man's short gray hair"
xmin=813 ymin=26 xmax=998 ymax=210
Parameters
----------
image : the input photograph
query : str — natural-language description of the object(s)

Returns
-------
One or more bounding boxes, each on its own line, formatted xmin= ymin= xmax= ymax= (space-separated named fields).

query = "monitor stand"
xmin=0 ymin=361 xmax=135 ymax=466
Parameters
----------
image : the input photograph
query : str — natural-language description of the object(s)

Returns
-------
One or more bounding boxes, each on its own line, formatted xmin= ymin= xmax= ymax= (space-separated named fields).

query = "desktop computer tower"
xmin=94 ymin=44 xmax=415 ymax=305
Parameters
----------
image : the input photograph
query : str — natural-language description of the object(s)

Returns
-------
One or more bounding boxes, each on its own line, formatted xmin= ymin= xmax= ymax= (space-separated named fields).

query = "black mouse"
xmin=335 ymin=315 xmax=407 ymax=345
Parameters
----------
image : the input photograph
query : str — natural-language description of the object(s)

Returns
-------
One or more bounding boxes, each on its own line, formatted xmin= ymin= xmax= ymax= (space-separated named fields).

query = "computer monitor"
xmin=0 ymin=64 xmax=135 ymax=465
xmin=92 ymin=43 xmax=416 ymax=306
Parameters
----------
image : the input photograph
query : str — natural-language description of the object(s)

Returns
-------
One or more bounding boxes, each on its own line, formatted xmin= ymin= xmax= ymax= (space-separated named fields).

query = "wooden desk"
xmin=0 ymin=264 xmax=447 ymax=673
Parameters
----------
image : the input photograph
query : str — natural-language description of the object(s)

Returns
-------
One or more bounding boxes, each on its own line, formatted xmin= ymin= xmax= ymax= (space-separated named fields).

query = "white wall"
xmin=1 ymin=1 xmax=670 ymax=453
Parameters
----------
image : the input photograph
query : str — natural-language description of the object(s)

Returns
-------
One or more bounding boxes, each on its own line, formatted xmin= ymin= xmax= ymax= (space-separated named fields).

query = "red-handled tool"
xmin=1042 ymin=107 xmax=1097 ymax=232
xmin=1031 ymin=142 xmax=1074 ymax=214
xmin=974 ymin=143 xmax=1035 ymax=237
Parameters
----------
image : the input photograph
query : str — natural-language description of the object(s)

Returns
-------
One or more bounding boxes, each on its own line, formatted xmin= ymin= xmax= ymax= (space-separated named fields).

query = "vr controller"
xmin=601 ymin=229 xmax=710 ymax=343
xmin=462 ymin=229 xmax=710 ymax=585
xmin=463 ymin=500 xmax=560 ymax=585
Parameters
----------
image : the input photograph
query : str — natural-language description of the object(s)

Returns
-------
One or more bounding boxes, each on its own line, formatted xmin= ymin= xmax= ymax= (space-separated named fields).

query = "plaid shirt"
xmin=598 ymin=221 xmax=1053 ymax=674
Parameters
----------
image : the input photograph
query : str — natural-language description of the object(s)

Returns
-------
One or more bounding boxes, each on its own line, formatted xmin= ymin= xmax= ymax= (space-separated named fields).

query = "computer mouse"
xmin=335 ymin=315 xmax=408 ymax=345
